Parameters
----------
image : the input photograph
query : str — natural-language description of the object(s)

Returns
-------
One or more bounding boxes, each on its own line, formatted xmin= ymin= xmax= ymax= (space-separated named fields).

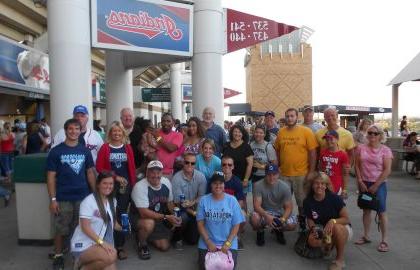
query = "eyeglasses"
xmin=367 ymin=131 xmax=380 ymax=136
xmin=184 ymin=161 xmax=196 ymax=165
xmin=222 ymin=163 xmax=233 ymax=167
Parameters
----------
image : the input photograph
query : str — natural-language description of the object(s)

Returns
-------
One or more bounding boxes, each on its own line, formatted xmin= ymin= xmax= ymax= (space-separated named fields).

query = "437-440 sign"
xmin=225 ymin=9 xmax=298 ymax=53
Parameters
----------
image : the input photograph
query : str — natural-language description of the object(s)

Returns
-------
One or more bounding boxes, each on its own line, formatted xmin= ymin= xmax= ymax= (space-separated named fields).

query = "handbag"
xmin=294 ymin=231 xmax=323 ymax=259
xmin=205 ymin=250 xmax=234 ymax=270
xmin=357 ymin=192 xmax=379 ymax=211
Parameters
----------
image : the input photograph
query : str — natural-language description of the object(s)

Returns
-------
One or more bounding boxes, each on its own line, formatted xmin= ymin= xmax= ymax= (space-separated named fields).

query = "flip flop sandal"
xmin=117 ymin=249 xmax=128 ymax=260
xmin=354 ymin=236 xmax=371 ymax=245
xmin=377 ymin=241 xmax=389 ymax=252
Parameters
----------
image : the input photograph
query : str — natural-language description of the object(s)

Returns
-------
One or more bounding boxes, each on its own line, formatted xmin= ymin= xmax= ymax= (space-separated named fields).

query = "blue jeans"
xmin=0 ymin=186 xmax=10 ymax=198
xmin=0 ymin=153 xmax=13 ymax=175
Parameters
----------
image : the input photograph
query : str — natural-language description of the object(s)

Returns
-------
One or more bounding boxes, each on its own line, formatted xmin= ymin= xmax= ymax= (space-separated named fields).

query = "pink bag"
xmin=205 ymin=250 xmax=235 ymax=270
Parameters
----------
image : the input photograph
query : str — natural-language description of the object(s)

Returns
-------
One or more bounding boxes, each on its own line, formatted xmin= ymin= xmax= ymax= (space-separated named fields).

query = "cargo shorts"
xmin=54 ymin=201 xmax=81 ymax=236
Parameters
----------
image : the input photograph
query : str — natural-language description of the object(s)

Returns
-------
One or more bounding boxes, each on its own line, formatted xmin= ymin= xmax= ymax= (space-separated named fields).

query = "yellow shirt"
xmin=316 ymin=127 xmax=355 ymax=151
xmin=274 ymin=125 xmax=318 ymax=176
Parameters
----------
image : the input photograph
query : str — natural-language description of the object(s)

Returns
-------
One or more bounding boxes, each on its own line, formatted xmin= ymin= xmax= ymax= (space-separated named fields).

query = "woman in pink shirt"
xmin=354 ymin=125 xmax=392 ymax=252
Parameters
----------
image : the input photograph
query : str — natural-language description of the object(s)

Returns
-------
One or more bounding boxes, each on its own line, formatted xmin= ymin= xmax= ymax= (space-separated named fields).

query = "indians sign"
xmin=91 ymin=0 xmax=193 ymax=56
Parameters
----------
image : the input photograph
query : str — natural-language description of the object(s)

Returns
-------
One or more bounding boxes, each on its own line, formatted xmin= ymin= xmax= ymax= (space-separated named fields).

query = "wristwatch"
xmin=96 ymin=238 xmax=104 ymax=245
xmin=163 ymin=214 xmax=167 ymax=221
xmin=51 ymin=197 xmax=57 ymax=202
xmin=224 ymin=240 xmax=232 ymax=248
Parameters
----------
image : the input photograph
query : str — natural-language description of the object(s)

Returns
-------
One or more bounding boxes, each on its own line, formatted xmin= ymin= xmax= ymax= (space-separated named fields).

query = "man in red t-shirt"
xmin=319 ymin=130 xmax=350 ymax=198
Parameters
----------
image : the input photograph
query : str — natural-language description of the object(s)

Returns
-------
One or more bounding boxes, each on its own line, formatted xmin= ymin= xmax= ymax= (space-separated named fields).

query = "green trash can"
xmin=13 ymin=153 xmax=53 ymax=245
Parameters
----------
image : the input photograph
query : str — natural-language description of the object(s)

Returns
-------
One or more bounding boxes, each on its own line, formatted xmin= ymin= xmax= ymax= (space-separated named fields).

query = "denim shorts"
xmin=363 ymin=181 xmax=387 ymax=213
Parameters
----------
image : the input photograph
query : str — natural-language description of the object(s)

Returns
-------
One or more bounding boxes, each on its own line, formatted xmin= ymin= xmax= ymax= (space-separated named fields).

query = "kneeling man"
xmin=250 ymin=164 xmax=297 ymax=246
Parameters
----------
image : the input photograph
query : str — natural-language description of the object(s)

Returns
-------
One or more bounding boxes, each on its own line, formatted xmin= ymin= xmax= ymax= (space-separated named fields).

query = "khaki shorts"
xmin=54 ymin=201 xmax=81 ymax=236
xmin=281 ymin=175 xmax=306 ymax=208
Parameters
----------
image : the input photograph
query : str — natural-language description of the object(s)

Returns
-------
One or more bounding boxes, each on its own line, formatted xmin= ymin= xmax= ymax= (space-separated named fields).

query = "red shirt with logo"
xmin=319 ymin=149 xmax=349 ymax=193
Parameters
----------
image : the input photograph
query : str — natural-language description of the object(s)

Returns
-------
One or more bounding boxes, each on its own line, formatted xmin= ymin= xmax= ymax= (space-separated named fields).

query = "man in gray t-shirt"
xmin=250 ymin=164 xmax=297 ymax=246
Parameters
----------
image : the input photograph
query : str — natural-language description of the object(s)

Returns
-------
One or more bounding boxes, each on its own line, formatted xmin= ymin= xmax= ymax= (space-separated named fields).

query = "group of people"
xmin=6 ymin=103 xmax=390 ymax=270
xmin=0 ymin=117 xmax=51 ymax=206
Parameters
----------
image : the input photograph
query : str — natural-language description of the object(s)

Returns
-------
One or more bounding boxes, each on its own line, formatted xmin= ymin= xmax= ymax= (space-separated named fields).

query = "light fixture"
xmin=33 ymin=0 xmax=47 ymax=8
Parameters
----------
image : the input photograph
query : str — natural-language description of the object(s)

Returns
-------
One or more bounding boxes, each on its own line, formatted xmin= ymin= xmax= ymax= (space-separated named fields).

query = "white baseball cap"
xmin=147 ymin=160 xmax=163 ymax=170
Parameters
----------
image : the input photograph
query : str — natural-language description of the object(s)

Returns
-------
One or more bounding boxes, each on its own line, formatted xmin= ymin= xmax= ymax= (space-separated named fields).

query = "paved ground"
xmin=1 ymin=171 xmax=420 ymax=270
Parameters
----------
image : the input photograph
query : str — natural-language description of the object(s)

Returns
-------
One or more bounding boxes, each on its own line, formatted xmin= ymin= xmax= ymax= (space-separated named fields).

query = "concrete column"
xmin=48 ymin=0 xmax=92 ymax=134
xmin=391 ymin=84 xmax=400 ymax=137
xmin=170 ymin=63 xmax=182 ymax=121
xmin=192 ymin=0 xmax=224 ymax=125
xmin=105 ymin=51 xmax=133 ymax=127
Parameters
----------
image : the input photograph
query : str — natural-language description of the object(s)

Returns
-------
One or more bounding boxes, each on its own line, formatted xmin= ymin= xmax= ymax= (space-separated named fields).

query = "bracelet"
xmin=156 ymin=136 xmax=162 ymax=142
xmin=332 ymin=219 xmax=337 ymax=224
xmin=51 ymin=197 xmax=57 ymax=201
xmin=224 ymin=240 xmax=232 ymax=248
xmin=280 ymin=217 xmax=286 ymax=223
xmin=96 ymin=238 xmax=104 ymax=245
xmin=163 ymin=214 xmax=167 ymax=221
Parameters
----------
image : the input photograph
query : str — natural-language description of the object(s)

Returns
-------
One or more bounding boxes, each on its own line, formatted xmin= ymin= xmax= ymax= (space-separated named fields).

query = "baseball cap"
xmin=302 ymin=105 xmax=313 ymax=111
xmin=323 ymin=130 xmax=339 ymax=140
xmin=73 ymin=105 xmax=89 ymax=115
xmin=265 ymin=164 xmax=279 ymax=174
xmin=265 ymin=110 xmax=275 ymax=117
xmin=209 ymin=172 xmax=225 ymax=184
xmin=147 ymin=160 xmax=163 ymax=170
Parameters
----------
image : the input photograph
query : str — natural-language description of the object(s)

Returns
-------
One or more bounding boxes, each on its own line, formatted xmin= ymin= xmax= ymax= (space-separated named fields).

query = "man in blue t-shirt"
xmin=47 ymin=118 xmax=95 ymax=270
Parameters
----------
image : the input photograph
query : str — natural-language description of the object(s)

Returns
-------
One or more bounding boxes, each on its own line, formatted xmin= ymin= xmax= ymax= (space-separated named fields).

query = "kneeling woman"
xmin=71 ymin=172 xmax=119 ymax=270
xmin=303 ymin=172 xmax=352 ymax=270
xmin=197 ymin=173 xmax=245 ymax=270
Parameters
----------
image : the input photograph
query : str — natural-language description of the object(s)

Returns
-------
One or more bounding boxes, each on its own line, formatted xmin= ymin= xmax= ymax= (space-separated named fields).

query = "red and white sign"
xmin=224 ymin=87 xmax=241 ymax=99
xmin=225 ymin=8 xmax=298 ymax=53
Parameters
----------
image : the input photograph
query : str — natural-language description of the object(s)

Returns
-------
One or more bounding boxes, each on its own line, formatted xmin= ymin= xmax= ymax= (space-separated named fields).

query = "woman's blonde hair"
xmin=357 ymin=118 xmax=372 ymax=131
xmin=201 ymin=138 xmax=216 ymax=152
xmin=106 ymin=121 xmax=128 ymax=144
xmin=367 ymin=124 xmax=386 ymax=143
xmin=305 ymin=171 xmax=334 ymax=197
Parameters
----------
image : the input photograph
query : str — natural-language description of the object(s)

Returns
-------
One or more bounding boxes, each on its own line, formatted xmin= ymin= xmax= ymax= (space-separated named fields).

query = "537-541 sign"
xmin=225 ymin=9 xmax=298 ymax=53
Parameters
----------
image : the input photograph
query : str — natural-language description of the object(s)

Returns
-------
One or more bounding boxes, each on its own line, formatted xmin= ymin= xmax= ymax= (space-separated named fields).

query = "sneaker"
xmin=238 ymin=238 xmax=244 ymax=250
xmin=174 ymin=240 xmax=184 ymax=251
xmin=138 ymin=245 xmax=151 ymax=260
xmin=4 ymin=194 xmax=10 ymax=207
xmin=52 ymin=255 xmax=64 ymax=270
xmin=256 ymin=231 xmax=265 ymax=246
xmin=275 ymin=230 xmax=286 ymax=245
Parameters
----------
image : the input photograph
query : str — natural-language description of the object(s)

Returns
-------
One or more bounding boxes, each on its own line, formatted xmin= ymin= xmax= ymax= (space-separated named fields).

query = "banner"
xmin=182 ymin=84 xmax=242 ymax=102
xmin=0 ymin=35 xmax=49 ymax=90
xmin=91 ymin=0 xmax=193 ymax=56
xmin=225 ymin=9 xmax=298 ymax=53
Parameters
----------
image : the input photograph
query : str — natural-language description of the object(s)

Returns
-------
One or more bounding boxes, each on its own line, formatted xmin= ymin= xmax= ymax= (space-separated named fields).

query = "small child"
xmin=319 ymin=130 xmax=350 ymax=198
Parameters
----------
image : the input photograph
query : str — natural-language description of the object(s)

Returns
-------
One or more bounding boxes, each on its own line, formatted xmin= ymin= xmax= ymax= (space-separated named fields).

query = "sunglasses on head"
xmin=222 ymin=163 xmax=233 ymax=167
xmin=184 ymin=161 xmax=196 ymax=165
xmin=367 ymin=131 xmax=380 ymax=136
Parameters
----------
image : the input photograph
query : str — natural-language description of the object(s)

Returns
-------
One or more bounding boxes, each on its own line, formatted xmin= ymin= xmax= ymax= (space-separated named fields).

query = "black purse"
xmin=294 ymin=231 xmax=323 ymax=259
xmin=357 ymin=192 xmax=379 ymax=211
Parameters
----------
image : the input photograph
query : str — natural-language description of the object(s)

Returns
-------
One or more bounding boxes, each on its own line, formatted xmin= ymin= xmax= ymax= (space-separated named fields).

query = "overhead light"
xmin=33 ymin=0 xmax=47 ymax=8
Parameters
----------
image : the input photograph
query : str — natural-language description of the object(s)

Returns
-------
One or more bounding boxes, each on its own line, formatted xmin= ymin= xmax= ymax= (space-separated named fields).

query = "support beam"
xmin=391 ymin=84 xmax=400 ymax=137
xmin=192 ymin=0 xmax=224 ymax=125
xmin=170 ymin=63 xmax=182 ymax=121
xmin=0 ymin=1 xmax=44 ymax=36
xmin=48 ymin=0 xmax=92 ymax=134
xmin=105 ymin=51 xmax=133 ymax=127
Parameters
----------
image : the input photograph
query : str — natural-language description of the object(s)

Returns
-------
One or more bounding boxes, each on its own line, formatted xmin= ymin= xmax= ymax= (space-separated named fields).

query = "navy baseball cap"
xmin=265 ymin=164 xmax=279 ymax=174
xmin=265 ymin=111 xmax=275 ymax=117
xmin=209 ymin=172 xmax=225 ymax=184
xmin=323 ymin=130 xmax=339 ymax=140
xmin=73 ymin=105 xmax=89 ymax=115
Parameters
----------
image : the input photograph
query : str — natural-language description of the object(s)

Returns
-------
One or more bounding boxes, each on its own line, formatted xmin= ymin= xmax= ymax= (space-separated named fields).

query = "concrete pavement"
xmin=1 ymin=171 xmax=419 ymax=270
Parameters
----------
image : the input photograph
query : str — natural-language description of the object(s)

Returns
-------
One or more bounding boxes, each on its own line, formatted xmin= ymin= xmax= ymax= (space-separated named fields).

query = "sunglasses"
xmin=222 ymin=163 xmax=233 ymax=167
xmin=367 ymin=131 xmax=380 ymax=136
xmin=184 ymin=161 xmax=196 ymax=165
